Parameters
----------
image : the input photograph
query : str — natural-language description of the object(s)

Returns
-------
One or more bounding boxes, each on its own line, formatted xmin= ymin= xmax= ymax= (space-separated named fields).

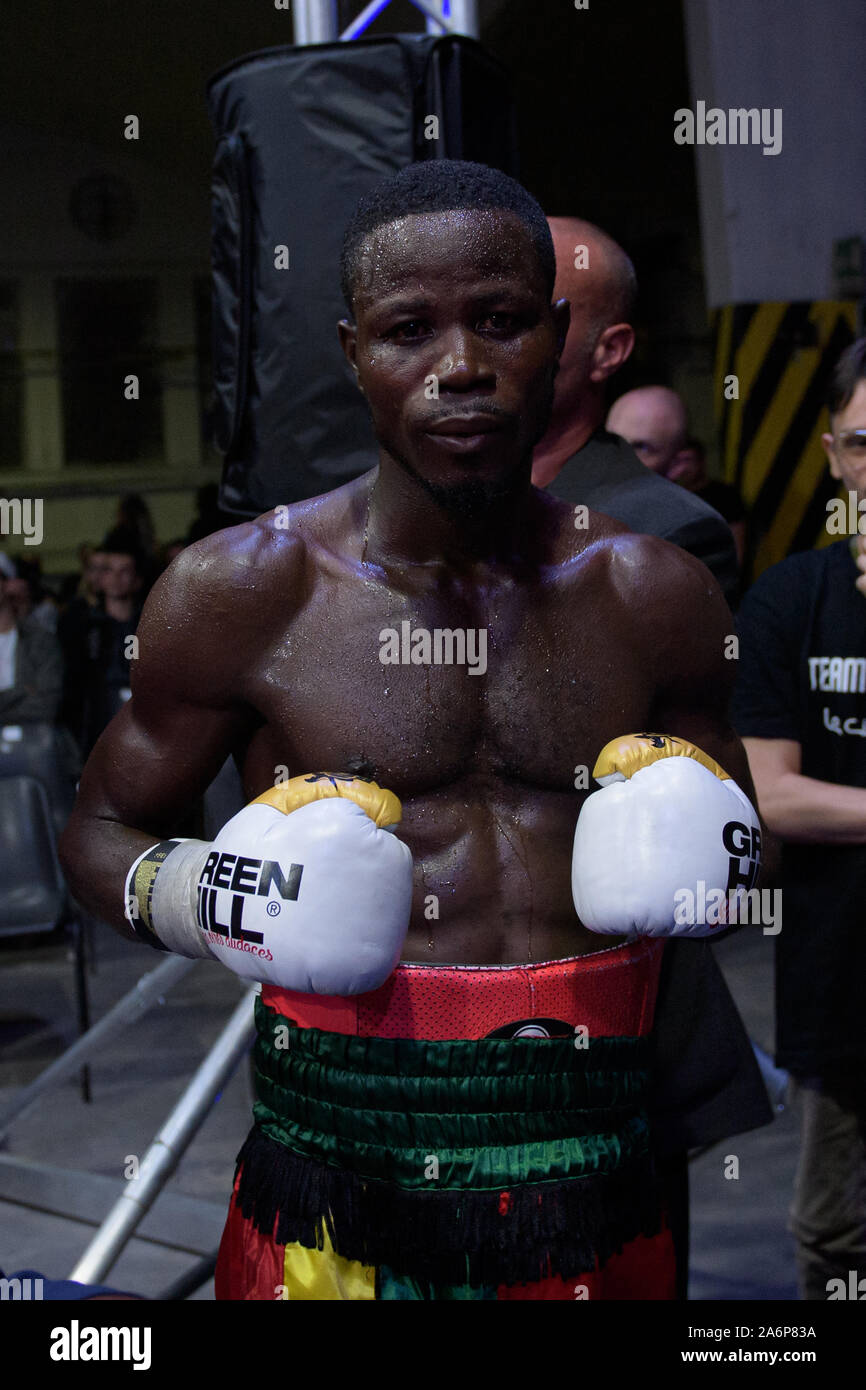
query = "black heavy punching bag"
xmin=207 ymin=35 xmax=519 ymax=516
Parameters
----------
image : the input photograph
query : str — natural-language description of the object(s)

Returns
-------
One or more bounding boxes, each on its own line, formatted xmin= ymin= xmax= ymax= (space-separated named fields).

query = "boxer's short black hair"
xmin=827 ymin=337 xmax=866 ymax=418
xmin=339 ymin=159 xmax=556 ymax=315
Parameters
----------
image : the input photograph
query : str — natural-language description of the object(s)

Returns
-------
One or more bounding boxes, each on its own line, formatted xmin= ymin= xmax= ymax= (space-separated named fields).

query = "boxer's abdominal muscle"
xmin=383 ymin=778 xmax=628 ymax=963
xmin=247 ymin=740 xmax=623 ymax=964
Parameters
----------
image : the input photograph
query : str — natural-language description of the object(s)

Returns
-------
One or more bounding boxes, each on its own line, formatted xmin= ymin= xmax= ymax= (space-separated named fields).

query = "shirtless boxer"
xmin=59 ymin=160 xmax=761 ymax=1301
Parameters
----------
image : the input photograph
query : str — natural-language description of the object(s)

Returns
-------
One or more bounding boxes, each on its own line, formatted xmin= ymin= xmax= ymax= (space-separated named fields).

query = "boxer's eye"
xmin=477 ymin=312 xmax=521 ymax=335
xmin=386 ymin=319 xmax=430 ymax=342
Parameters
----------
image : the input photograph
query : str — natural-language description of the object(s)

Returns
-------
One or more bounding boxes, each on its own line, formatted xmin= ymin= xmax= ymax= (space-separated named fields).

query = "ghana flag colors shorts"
xmin=215 ymin=937 xmax=676 ymax=1300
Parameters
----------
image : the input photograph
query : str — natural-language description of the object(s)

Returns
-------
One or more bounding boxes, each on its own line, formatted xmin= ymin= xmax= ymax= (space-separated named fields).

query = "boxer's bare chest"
xmin=231 ymin=518 xmax=659 ymax=958
xmin=238 ymin=525 xmax=656 ymax=807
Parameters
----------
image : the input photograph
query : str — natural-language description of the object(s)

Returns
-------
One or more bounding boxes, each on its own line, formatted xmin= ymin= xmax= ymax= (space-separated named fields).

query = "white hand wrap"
xmin=124 ymin=838 xmax=213 ymax=957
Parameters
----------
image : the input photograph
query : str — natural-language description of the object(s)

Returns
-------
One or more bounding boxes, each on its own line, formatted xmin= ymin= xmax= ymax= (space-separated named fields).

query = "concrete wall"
xmin=684 ymin=0 xmax=866 ymax=306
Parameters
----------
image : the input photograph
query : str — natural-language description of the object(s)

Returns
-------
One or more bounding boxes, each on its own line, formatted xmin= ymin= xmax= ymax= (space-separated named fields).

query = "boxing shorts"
xmin=215 ymin=936 xmax=676 ymax=1300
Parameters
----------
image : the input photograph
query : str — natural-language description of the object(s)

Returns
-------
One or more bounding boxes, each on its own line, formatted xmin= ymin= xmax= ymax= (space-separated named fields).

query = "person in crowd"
xmin=667 ymin=437 xmax=748 ymax=570
xmin=606 ymin=384 xmax=689 ymax=477
xmin=0 ymin=551 xmax=63 ymax=723
xmin=79 ymin=544 xmax=108 ymax=606
xmin=14 ymin=555 xmax=60 ymax=632
xmin=731 ymin=337 xmax=866 ymax=1300
xmin=58 ymin=532 xmax=145 ymax=757
xmin=533 ymin=221 xmax=739 ymax=608
xmin=113 ymin=494 xmax=159 ymax=594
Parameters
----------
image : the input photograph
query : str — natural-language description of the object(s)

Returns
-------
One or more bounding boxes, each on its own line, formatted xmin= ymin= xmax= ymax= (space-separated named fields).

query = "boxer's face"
xmin=339 ymin=209 xmax=568 ymax=508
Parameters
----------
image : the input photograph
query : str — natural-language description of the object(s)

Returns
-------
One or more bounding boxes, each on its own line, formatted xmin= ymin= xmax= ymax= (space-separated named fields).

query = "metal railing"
xmin=0 ymin=955 xmax=195 ymax=1140
xmin=0 ymin=953 xmax=257 ymax=1295
xmin=292 ymin=0 xmax=479 ymax=43
xmin=69 ymin=984 xmax=257 ymax=1286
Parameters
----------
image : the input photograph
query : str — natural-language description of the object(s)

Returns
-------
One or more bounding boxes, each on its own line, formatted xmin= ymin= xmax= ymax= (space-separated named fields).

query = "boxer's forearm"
xmin=751 ymin=771 xmax=866 ymax=845
xmin=60 ymin=810 xmax=168 ymax=941
xmin=57 ymin=677 xmax=251 ymax=941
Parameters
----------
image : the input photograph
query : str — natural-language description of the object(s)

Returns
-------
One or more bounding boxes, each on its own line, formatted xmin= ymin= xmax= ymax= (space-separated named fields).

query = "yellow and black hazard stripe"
xmin=713 ymin=301 xmax=858 ymax=581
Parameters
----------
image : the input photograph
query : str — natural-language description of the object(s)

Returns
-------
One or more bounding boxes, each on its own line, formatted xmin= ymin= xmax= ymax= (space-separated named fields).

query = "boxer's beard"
xmin=409 ymin=467 xmax=517 ymax=527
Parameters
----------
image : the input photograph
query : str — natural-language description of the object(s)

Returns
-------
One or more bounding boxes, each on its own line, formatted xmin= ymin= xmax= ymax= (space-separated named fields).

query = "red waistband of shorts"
xmin=261 ymin=937 xmax=665 ymax=1041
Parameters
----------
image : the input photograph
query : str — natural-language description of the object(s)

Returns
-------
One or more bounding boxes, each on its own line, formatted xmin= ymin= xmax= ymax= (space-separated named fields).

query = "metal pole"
xmin=338 ymin=0 xmax=478 ymax=44
xmin=0 ymin=955 xmax=196 ymax=1139
xmin=68 ymin=986 xmax=257 ymax=1286
xmin=408 ymin=0 xmax=459 ymax=34
xmin=71 ymin=916 xmax=92 ymax=1103
xmin=293 ymin=0 xmax=340 ymax=45
xmin=448 ymin=0 xmax=479 ymax=39
xmin=340 ymin=0 xmax=393 ymax=41
xmin=424 ymin=0 xmax=447 ymax=35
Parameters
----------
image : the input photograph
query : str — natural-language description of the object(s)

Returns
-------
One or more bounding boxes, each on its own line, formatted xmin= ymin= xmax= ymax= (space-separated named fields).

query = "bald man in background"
xmin=533 ymin=218 xmax=739 ymax=609
xmin=533 ymin=216 xmax=770 ymax=1297
xmin=609 ymin=388 xmax=748 ymax=570
xmin=607 ymin=384 xmax=689 ymax=477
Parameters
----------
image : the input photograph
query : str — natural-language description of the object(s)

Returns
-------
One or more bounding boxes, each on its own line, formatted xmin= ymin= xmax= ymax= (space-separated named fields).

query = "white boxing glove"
xmin=124 ymin=773 xmax=414 ymax=993
xmin=572 ymin=734 xmax=761 ymax=939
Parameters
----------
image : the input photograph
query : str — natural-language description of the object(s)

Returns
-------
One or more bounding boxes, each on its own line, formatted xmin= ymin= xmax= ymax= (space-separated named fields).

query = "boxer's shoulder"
xmin=605 ymin=531 xmax=734 ymax=676
xmin=558 ymin=516 xmax=706 ymax=595
xmin=153 ymin=515 xmax=308 ymax=613
xmin=557 ymin=524 xmax=731 ymax=661
xmin=542 ymin=494 xmax=703 ymax=601
xmin=606 ymin=528 xmax=721 ymax=595
xmin=132 ymin=519 xmax=309 ymax=702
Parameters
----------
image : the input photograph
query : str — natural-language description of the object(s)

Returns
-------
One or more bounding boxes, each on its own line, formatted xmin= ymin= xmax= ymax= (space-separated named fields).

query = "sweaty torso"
xmin=215 ymin=474 xmax=672 ymax=965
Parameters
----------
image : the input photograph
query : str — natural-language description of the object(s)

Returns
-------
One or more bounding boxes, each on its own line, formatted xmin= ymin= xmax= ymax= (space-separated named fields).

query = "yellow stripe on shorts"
xmin=281 ymin=1227 xmax=376 ymax=1301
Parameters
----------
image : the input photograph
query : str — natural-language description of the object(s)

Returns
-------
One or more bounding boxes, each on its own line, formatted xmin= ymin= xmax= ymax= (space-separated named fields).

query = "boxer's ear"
xmin=338 ymin=319 xmax=363 ymax=392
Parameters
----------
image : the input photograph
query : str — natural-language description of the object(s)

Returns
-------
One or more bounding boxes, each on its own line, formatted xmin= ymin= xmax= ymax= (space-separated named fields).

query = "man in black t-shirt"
xmin=732 ymin=337 xmax=866 ymax=1301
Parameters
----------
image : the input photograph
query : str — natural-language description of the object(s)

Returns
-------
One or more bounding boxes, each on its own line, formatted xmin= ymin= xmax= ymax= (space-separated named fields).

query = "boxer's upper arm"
xmin=60 ymin=525 xmax=302 ymax=930
xmin=73 ymin=534 xmax=264 ymax=833
xmin=624 ymin=536 xmax=756 ymax=802
xmin=75 ymin=677 xmax=250 ymax=840
xmin=629 ymin=539 xmax=783 ymax=888
xmin=68 ymin=522 xmax=304 ymax=828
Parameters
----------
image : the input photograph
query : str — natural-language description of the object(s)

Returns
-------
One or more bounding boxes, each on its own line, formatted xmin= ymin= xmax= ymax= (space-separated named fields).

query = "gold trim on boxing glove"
xmin=251 ymin=772 xmax=402 ymax=828
xmin=592 ymin=733 xmax=731 ymax=786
